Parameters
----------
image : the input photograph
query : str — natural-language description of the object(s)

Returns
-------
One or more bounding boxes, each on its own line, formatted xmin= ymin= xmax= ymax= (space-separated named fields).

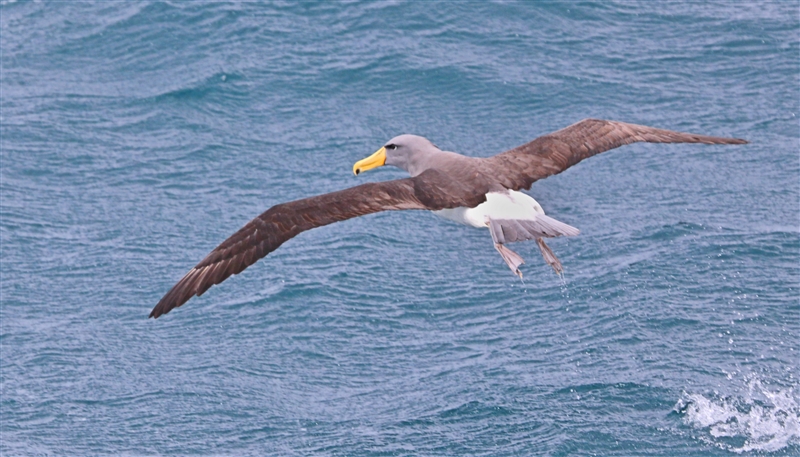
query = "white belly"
xmin=433 ymin=190 xmax=545 ymax=228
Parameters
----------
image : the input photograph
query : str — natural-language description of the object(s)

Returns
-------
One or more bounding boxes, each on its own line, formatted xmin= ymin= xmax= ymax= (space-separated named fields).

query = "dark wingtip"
xmin=149 ymin=297 xmax=177 ymax=319
xmin=149 ymin=268 xmax=199 ymax=320
xmin=702 ymin=136 xmax=748 ymax=145
xmin=720 ymin=137 xmax=748 ymax=144
xmin=149 ymin=296 xmax=173 ymax=319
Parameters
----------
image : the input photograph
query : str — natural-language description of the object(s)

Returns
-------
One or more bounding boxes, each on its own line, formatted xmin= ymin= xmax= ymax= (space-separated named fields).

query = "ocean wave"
xmin=675 ymin=377 xmax=800 ymax=453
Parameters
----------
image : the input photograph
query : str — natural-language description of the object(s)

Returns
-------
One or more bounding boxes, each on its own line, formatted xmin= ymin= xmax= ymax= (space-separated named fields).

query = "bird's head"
xmin=353 ymin=134 xmax=440 ymax=177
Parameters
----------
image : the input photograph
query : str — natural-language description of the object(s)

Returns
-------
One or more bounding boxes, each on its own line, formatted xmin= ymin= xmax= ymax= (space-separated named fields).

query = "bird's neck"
xmin=402 ymin=150 xmax=473 ymax=177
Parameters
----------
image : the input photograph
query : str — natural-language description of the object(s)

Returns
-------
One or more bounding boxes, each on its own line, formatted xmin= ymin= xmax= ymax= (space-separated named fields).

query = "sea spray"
xmin=675 ymin=377 xmax=800 ymax=453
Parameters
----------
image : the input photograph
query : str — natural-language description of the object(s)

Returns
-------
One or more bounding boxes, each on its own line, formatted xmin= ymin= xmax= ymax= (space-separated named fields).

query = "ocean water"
xmin=1 ymin=1 xmax=798 ymax=455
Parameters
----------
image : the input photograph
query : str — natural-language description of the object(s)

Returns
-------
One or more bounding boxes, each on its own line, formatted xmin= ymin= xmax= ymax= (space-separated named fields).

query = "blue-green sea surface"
xmin=1 ymin=2 xmax=798 ymax=455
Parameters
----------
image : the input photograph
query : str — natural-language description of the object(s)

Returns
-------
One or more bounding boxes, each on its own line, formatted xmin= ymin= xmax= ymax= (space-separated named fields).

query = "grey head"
xmin=353 ymin=134 xmax=469 ymax=177
xmin=383 ymin=134 xmax=443 ymax=176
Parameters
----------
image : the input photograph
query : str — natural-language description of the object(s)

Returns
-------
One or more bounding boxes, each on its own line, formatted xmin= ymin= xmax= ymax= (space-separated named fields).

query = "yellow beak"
xmin=353 ymin=147 xmax=386 ymax=176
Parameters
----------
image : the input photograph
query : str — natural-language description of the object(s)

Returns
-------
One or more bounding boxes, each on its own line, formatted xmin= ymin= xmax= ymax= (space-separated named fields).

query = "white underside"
xmin=433 ymin=190 xmax=546 ymax=228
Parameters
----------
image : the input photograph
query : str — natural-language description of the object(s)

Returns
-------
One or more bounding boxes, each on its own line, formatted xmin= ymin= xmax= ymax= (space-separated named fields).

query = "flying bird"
xmin=150 ymin=119 xmax=747 ymax=318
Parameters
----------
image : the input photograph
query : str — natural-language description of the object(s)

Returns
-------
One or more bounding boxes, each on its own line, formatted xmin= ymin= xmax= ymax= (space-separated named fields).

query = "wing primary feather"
xmin=151 ymin=173 xmax=483 ymax=318
xmin=485 ymin=118 xmax=747 ymax=191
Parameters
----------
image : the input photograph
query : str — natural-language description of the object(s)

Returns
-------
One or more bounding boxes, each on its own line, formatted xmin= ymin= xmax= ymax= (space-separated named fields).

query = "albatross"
xmin=149 ymin=119 xmax=746 ymax=318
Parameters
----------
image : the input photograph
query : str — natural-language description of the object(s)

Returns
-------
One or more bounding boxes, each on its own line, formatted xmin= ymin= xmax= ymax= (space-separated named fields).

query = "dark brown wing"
xmin=150 ymin=169 xmax=487 ymax=318
xmin=484 ymin=118 xmax=748 ymax=191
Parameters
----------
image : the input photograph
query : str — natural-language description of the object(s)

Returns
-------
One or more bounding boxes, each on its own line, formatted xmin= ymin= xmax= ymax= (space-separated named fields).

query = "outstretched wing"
xmin=484 ymin=118 xmax=748 ymax=191
xmin=150 ymin=170 xmax=487 ymax=318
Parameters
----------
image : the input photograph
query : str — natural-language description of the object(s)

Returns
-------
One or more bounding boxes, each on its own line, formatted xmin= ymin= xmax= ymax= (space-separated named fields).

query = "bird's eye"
xmin=385 ymin=144 xmax=397 ymax=150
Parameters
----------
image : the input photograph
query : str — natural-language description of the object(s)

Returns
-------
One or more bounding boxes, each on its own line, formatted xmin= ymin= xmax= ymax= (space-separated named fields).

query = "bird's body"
xmin=434 ymin=190 xmax=580 ymax=276
xmin=434 ymin=190 xmax=547 ymax=229
xmin=149 ymin=119 xmax=747 ymax=318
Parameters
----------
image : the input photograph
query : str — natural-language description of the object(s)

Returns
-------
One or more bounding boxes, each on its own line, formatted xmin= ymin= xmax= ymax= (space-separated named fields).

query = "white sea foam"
xmin=675 ymin=378 xmax=800 ymax=453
